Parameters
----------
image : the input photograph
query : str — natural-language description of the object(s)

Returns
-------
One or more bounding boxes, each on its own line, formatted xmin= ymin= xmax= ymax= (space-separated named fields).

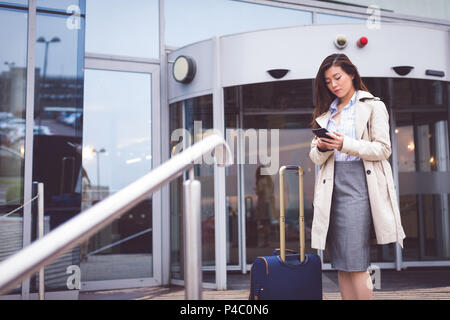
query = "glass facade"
xmin=0 ymin=4 xmax=28 ymax=295
xmin=0 ymin=0 xmax=449 ymax=298
xmin=80 ymin=69 xmax=153 ymax=281
xmin=224 ymin=81 xmax=317 ymax=266
xmin=392 ymin=79 xmax=449 ymax=261
xmin=85 ymin=0 xmax=159 ymax=58
xmin=1 ymin=1 xmax=27 ymax=4
xmin=316 ymin=13 xmax=365 ymax=24
xmin=169 ymin=100 xmax=183 ymax=280
xmin=37 ymin=0 xmax=81 ymax=10
xmin=169 ymin=95 xmax=216 ymax=284
xmin=31 ymin=1 xmax=86 ymax=293
xmin=165 ymin=0 xmax=312 ymax=47
xmin=222 ymin=78 xmax=445 ymax=269
xmin=335 ymin=0 xmax=450 ymax=22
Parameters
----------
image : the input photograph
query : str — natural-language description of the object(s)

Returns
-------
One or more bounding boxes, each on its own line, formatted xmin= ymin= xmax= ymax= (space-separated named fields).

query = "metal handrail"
xmin=0 ymin=133 xmax=233 ymax=296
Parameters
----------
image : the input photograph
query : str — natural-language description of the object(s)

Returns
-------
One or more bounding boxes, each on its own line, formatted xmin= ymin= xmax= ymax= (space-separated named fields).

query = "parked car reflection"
xmin=57 ymin=111 xmax=82 ymax=128
xmin=0 ymin=145 xmax=23 ymax=177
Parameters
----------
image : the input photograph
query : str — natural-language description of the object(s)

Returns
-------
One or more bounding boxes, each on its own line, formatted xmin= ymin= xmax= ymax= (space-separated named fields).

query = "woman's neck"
xmin=339 ymin=88 xmax=356 ymax=106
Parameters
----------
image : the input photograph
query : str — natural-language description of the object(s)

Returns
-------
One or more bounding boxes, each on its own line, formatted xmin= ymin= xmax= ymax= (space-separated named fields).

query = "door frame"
xmin=80 ymin=53 xmax=161 ymax=291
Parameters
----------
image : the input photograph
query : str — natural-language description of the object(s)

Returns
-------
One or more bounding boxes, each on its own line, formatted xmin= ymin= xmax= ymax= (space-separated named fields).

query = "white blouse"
xmin=326 ymin=91 xmax=362 ymax=162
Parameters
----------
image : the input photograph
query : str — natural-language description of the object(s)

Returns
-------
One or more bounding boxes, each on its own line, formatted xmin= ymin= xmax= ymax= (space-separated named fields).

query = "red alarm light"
xmin=357 ymin=36 xmax=368 ymax=48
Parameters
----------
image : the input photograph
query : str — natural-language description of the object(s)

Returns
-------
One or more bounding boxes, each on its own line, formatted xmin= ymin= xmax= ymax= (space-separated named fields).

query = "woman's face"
xmin=324 ymin=65 xmax=355 ymax=99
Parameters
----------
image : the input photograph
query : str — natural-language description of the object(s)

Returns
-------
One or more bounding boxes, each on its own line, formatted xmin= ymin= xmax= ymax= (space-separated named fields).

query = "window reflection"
xmin=394 ymin=79 xmax=445 ymax=108
xmin=224 ymin=83 xmax=317 ymax=266
xmin=85 ymin=0 xmax=159 ymax=58
xmin=0 ymin=1 xmax=27 ymax=5
xmin=0 ymin=6 xmax=27 ymax=294
xmin=37 ymin=0 xmax=85 ymax=11
xmin=242 ymin=115 xmax=316 ymax=264
xmin=316 ymin=13 xmax=366 ymax=24
xmin=184 ymin=96 xmax=215 ymax=284
xmin=30 ymin=5 xmax=85 ymax=292
xmin=222 ymin=99 xmax=239 ymax=265
xmin=165 ymin=0 xmax=312 ymax=47
xmin=81 ymin=69 xmax=153 ymax=281
xmin=394 ymin=79 xmax=449 ymax=261
xmin=169 ymin=95 xmax=216 ymax=284
xmin=169 ymin=101 xmax=183 ymax=280
xmin=339 ymin=0 xmax=450 ymax=22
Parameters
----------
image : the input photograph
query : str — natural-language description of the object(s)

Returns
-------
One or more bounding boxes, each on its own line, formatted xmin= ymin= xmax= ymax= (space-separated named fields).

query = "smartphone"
xmin=312 ymin=127 xmax=335 ymax=139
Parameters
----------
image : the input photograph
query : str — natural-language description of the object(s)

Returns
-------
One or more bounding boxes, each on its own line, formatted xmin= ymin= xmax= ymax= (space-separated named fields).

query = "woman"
xmin=309 ymin=53 xmax=406 ymax=300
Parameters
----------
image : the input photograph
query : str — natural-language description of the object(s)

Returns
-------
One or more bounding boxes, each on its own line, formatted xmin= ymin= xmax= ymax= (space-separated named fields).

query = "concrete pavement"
xmin=79 ymin=267 xmax=450 ymax=300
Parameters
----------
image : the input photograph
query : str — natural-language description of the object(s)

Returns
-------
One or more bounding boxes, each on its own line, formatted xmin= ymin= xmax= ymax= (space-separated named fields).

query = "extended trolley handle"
xmin=279 ymin=165 xmax=305 ymax=263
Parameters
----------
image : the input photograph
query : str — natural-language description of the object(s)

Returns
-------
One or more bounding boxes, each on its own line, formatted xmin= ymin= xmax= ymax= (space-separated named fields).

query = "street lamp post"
xmin=36 ymin=36 xmax=60 ymax=129
xmin=4 ymin=61 xmax=15 ymax=70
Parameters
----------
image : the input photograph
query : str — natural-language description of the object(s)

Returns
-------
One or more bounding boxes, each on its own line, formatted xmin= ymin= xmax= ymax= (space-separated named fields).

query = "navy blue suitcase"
xmin=249 ymin=165 xmax=323 ymax=300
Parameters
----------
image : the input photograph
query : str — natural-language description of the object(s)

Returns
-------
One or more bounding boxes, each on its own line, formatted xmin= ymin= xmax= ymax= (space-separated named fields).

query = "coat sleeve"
xmin=340 ymin=100 xmax=392 ymax=161
xmin=309 ymin=135 xmax=334 ymax=166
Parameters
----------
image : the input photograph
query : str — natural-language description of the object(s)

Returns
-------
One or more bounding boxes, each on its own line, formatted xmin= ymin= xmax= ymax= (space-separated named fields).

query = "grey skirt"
xmin=326 ymin=160 xmax=373 ymax=272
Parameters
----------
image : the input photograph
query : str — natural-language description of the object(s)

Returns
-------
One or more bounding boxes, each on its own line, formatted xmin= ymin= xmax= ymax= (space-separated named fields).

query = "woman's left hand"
xmin=320 ymin=131 xmax=344 ymax=151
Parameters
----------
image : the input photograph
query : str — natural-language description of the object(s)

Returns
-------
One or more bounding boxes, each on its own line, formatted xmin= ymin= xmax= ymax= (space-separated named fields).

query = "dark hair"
xmin=311 ymin=53 xmax=369 ymax=129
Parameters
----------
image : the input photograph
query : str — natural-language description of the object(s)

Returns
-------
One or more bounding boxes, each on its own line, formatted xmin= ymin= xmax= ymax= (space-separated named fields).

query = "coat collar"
xmin=315 ymin=90 xmax=378 ymax=140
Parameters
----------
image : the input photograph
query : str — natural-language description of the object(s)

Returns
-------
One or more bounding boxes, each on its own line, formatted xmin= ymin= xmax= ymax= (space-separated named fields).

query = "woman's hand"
xmin=316 ymin=136 xmax=330 ymax=151
xmin=318 ymin=131 xmax=344 ymax=151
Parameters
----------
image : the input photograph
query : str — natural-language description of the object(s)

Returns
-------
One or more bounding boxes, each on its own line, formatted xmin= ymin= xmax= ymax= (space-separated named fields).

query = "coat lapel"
xmin=315 ymin=90 xmax=375 ymax=140
xmin=355 ymin=90 xmax=374 ymax=140
xmin=314 ymin=110 xmax=331 ymax=130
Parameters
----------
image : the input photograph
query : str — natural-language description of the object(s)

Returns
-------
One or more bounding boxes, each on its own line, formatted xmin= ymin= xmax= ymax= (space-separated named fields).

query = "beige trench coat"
xmin=309 ymin=90 xmax=406 ymax=251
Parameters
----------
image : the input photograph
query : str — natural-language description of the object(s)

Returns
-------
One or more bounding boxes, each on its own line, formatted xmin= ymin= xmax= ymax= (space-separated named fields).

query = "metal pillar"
xmin=37 ymin=183 xmax=45 ymax=300
xmin=183 ymin=168 xmax=203 ymax=300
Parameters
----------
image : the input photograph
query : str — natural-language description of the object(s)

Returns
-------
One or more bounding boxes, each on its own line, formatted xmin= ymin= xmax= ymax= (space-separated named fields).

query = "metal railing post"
xmin=183 ymin=167 xmax=202 ymax=300
xmin=37 ymin=183 xmax=45 ymax=300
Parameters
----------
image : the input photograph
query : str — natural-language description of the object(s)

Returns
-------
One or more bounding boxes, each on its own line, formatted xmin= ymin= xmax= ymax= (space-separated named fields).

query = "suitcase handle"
xmin=279 ymin=166 xmax=305 ymax=263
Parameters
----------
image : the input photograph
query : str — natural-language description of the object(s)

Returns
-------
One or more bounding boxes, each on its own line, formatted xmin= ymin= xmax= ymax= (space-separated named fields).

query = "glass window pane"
xmin=0 ymin=6 xmax=27 ymax=295
xmin=37 ymin=0 xmax=84 ymax=11
xmin=184 ymin=96 xmax=215 ymax=285
xmin=169 ymin=95 xmax=215 ymax=285
xmin=85 ymin=0 xmax=159 ymax=58
xmin=32 ymin=5 xmax=86 ymax=293
xmin=0 ymin=1 xmax=27 ymax=5
xmin=225 ymin=82 xmax=316 ymax=264
xmin=165 ymin=0 xmax=312 ymax=47
xmin=316 ymin=13 xmax=366 ymax=24
xmin=35 ymin=12 xmax=84 ymax=133
xmin=394 ymin=79 xmax=450 ymax=261
xmin=336 ymin=0 xmax=450 ymax=22
xmin=223 ymin=79 xmax=400 ymax=268
xmin=81 ymin=69 xmax=153 ymax=281
xmin=223 ymin=89 xmax=239 ymax=266
xmin=169 ymin=101 xmax=183 ymax=280
xmin=393 ymin=79 xmax=446 ymax=109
